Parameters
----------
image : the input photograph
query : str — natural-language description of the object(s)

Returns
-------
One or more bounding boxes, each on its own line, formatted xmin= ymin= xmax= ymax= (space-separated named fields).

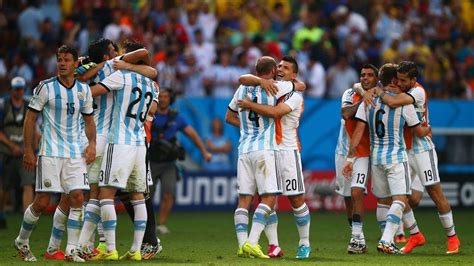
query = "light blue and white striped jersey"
xmin=89 ymin=58 xmax=116 ymax=135
xmin=100 ymin=70 xmax=159 ymax=145
xmin=335 ymin=89 xmax=353 ymax=156
xmin=406 ymin=84 xmax=435 ymax=154
xmin=29 ymin=77 xmax=94 ymax=158
xmin=228 ymin=81 xmax=294 ymax=155
xmin=356 ymin=96 xmax=420 ymax=165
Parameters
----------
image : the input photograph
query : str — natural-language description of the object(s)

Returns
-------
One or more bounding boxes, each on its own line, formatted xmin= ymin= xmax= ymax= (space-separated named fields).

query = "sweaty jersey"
xmin=29 ymin=77 xmax=94 ymax=158
xmin=342 ymin=89 xmax=370 ymax=157
xmin=100 ymin=70 xmax=159 ymax=145
xmin=228 ymin=81 xmax=294 ymax=155
xmin=275 ymin=91 xmax=304 ymax=151
xmin=356 ymin=96 xmax=420 ymax=165
xmin=406 ymin=82 xmax=435 ymax=153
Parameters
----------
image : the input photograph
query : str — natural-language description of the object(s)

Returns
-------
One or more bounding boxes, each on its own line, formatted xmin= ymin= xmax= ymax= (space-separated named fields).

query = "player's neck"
xmin=57 ymin=74 xmax=75 ymax=88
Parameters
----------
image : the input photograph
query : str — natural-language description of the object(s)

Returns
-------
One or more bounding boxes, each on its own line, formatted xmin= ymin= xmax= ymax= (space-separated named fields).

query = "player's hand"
xmin=75 ymin=62 xmax=96 ymax=76
xmin=260 ymin=79 xmax=278 ymax=96
xmin=83 ymin=144 xmax=96 ymax=165
xmin=237 ymin=94 xmax=252 ymax=110
xmin=10 ymin=143 xmax=23 ymax=156
xmin=23 ymin=151 xmax=37 ymax=172
xmin=113 ymin=59 xmax=131 ymax=71
xmin=363 ymin=88 xmax=376 ymax=108
xmin=342 ymin=159 xmax=353 ymax=179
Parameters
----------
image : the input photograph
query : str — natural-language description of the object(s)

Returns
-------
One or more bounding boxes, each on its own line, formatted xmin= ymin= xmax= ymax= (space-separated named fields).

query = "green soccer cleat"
xmin=242 ymin=242 xmax=270 ymax=259
xmin=120 ymin=250 xmax=142 ymax=261
xmin=96 ymin=242 xmax=106 ymax=254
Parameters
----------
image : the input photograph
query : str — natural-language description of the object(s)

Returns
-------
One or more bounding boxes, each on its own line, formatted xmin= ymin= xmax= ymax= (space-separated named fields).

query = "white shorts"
xmin=335 ymin=155 xmax=369 ymax=197
xmin=237 ymin=150 xmax=281 ymax=196
xmin=85 ymin=134 xmax=108 ymax=184
xmin=36 ymin=156 xmax=89 ymax=194
xmin=99 ymin=144 xmax=147 ymax=193
xmin=411 ymin=173 xmax=424 ymax=192
xmin=408 ymin=149 xmax=440 ymax=188
xmin=371 ymin=162 xmax=411 ymax=198
xmin=277 ymin=150 xmax=305 ymax=196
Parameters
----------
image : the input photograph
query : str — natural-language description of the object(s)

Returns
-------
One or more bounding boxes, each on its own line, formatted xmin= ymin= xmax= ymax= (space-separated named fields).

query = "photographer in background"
xmin=149 ymin=88 xmax=212 ymax=234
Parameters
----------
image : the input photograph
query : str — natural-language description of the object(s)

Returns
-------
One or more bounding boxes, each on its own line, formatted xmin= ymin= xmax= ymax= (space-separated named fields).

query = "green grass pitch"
xmin=0 ymin=209 xmax=472 ymax=265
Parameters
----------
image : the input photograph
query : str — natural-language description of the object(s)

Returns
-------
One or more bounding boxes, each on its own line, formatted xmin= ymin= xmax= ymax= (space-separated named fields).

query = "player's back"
xmin=108 ymin=70 xmax=158 ymax=145
xmin=276 ymin=91 xmax=304 ymax=151
xmin=90 ymin=58 xmax=116 ymax=134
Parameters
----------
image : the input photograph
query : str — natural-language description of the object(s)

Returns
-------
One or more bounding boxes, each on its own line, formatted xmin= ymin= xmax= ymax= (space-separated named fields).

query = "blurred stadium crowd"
xmin=0 ymin=0 xmax=473 ymax=99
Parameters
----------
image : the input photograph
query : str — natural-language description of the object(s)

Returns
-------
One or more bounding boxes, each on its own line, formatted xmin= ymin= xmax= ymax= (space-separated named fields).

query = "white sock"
xmin=293 ymin=203 xmax=310 ymax=246
xmin=248 ymin=203 xmax=271 ymax=245
xmin=376 ymin=203 xmax=390 ymax=234
xmin=47 ymin=207 xmax=68 ymax=253
xmin=100 ymin=199 xmax=117 ymax=252
xmin=17 ymin=204 xmax=41 ymax=244
xmin=402 ymin=209 xmax=420 ymax=235
xmin=130 ymin=199 xmax=147 ymax=253
xmin=439 ymin=211 xmax=456 ymax=237
xmin=234 ymin=208 xmax=249 ymax=247
xmin=381 ymin=200 xmax=405 ymax=243
xmin=78 ymin=199 xmax=100 ymax=249
xmin=98 ymin=221 xmax=106 ymax=242
xmin=396 ymin=223 xmax=405 ymax=236
xmin=65 ymin=207 xmax=83 ymax=254
xmin=264 ymin=211 xmax=279 ymax=246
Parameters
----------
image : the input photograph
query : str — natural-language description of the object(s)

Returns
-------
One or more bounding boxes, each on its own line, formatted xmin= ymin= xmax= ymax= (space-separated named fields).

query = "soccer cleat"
xmin=44 ymin=249 xmax=65 ymax=260
xmin=296 ymin=245 xmax=311 ymax=259
xmin=157 ymin=224 xmax=171 ymax=234
xmin=377 ymin=240 xmax=403 ymax=254
xmin=401 ymin=232 xmax=426 ymax=254
xmin=141 ymin=238 xmax=163 ymax=260
xmin=446 ymin=235 xmax=460 ymax=254
xmin=242 ymin=241 xmax=270 ymax=259
xmin=395 ymin=234 xmax=407 ymax=243
xmin=75 ymin=246 xmax=97 ymax=260
xmin=14 ymin=239 xmax=37 ymax=262
xmin=267 ymin=244 xmax=283 ymax=258
xmin=120 ymin=250 xmax=142 ymax=261
xmin=64 ymin=250 xmax=85 ymax=263
xmin=96 ymin=242 xmax=107 ymax=254
xmin=347 ymin=237 xmax=368 ymax=254
xmin=91 ymin=249 xmax=119 ymax=261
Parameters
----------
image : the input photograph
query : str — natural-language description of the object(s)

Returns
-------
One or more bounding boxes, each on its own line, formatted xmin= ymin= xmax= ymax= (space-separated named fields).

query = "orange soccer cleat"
xmin=446 ymin=235 xmax=460 ymax=254
xmin=401 ymin=232 xmax=426 ymax=254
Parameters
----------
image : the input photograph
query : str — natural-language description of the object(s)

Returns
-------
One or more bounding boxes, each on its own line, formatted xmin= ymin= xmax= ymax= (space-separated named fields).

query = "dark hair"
xmin=281 ymin=55 xmax=299 ymax=74
xmin=123 ymin=40 xmax=145 ymax=53
xmin=161 ymin=88 xmax=176 ymax=105
xmin=255 ymin=56 xmax=277 ymax=75
xmin=378 ymin=63 xmax=398 ymax=86
xmin=397 ymin=61 xmax=418 ymax=78
xmin=361 ymin=64 xmax=379 ymax=77
xmin=88 ymin=38 xmax=113 ymax=63
xmin=57 ymin=45 xmax=78 ymax=61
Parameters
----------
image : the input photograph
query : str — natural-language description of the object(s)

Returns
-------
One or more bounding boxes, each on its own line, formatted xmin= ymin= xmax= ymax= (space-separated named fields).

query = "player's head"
xmin=56 ymin=45 xmax=78 ymax=77
xmin=378 ymin=63 xmax=398 ymax=87
xmin=88 ymin=38 xmax=115 ymax=63
xmin=123 ymin=40 xmax=147 ymax=65
xmin=277 ymin=55 xmax=298 ymax=81
xmin=10 ymin=76 xmax=26 ymax=99
xmin=255 ymin=56 xmax=277 ymax=78
xmin=396 ymin=61 xmax=418 ymax=92
xmin=158 ymin=88 xmax=175 ymax=109
xmin=360 ymin=64 xmax=378 ymax=90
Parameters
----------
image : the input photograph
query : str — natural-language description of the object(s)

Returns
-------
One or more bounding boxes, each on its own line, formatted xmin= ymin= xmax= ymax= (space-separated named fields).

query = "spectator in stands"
xmin=326 ymin=54 xmax=358 ymax=98
xmin=305 ymin=51 xmax=326 ymax=98
xmin=9 ymin=53 xmax=33 ymax=94
xmin=156 ymin=49 xmax=181 ymax=94
xmin=203 ymin=50 xmax=239 ymax=98
xmin=177 ymin=51 xmax=205 ymax=97
xmin=204 ymin=118 xmax=232 ymax=172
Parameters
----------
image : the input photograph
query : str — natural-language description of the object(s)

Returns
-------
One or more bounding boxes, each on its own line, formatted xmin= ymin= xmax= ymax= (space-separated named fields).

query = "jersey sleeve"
xmin=228 ymin=86 xmax=241 ymax=112
xmin=341 ymin=89 xmax=355 ymax=107
xmin=406 ymin=86 xmax=425 ymax=108
xmin=82 ymin=85 xmax=94 ymax=115
xmin=274 ymin=80 xmax=295 ymax=98
xmin=152 ymin=81 xmax=160 ymax=103
xmin=402 ymin=104 xmax=421 ymax=127
xmin=282 ymin=92 xmax=303 ymax=111
xmin=28 ymin=82 xmax=49 ymax=112
xmin=176 ymin=115 xmax=188 ymax=131
xmin=354 ymin=101 xmax=368 ymax=123
xmin=99 ymin=70 xmax=124 ymax=91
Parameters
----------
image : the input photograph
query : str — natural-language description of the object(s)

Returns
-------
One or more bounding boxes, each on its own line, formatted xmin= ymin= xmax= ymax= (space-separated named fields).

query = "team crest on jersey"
xmin=44 ymin=179 xmax=52 ymax=188
xmin=77 ymin=92 xmax=85 ymax=100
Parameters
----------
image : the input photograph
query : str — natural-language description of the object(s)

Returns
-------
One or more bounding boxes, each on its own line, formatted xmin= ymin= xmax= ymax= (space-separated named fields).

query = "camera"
xmin=149 ymin=139 xmax=185 ymax=162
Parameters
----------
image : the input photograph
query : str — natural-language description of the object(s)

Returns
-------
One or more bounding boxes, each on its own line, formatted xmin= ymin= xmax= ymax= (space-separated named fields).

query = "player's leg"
xmin=348 ymin=157 xmax=369 ymax=254
xmin=401 ymin=170 xmax=425 ymax=253
xmin=235 ymin=153 xmax=255 ymax=256
xmin=45 ymin=193 xmax=69 ymax=260
xmin=18 ymin=158 xmax=35 ymax=211
xmin=288 ymin=194 xmax=311 ymax=258
xmin=376 ymin=198 xmax=391 ymax=234
xmin=335 ymin=154 xmax=352 ymax=228
xmin=157 ymin=162 xmax=177 ymax=234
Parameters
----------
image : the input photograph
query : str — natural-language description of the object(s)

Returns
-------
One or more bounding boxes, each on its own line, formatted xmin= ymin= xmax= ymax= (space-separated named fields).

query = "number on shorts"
xmin=247 ymin=96 xmax=260 ymax=127
xmin=99 ymin=170 xmax=104 ymax=182
xmin=356 ymin=173 xmax=366 ymax=184
xmin=286 ymin=179 xmax=297 ymax=191
xmin=424 ymin=170 xmax=433 ymax=182
xmin=375 ymin=109 xmax=386 ymax=138
xmin=83 ymin=173 xmax=89 ymax=185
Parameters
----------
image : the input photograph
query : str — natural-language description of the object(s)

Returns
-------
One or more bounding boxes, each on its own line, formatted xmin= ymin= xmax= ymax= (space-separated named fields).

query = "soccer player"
xmin=339 ymin=64 xmax=379 ymax=254
xmin=225 ymin=56 xmax=294 ymax=259
xmin=367 ymin=61 xmax=461 ymax=254
xmin=343 ymin=63 xmax=430 ymax=254
xmin=88 ymin=44 xmax=159 ymax=261
xmin=237 ymin=56 xmax=310 ymax=259
xmin=14 ymin=45 xmax=96 ymax=262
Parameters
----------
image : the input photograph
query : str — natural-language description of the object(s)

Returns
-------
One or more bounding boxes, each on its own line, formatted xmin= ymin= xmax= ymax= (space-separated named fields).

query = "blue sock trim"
xmin=102 ymin=220 xmax=117 ymax=230
xmin=134 ymin=220 xmax=147 ymax=231
xmin=235 ymin=223 xmax=248 ymax=232
xmin=22 ymin=221 xmax=35 ymax=231
xmin=378 ymin=221 xmax=387 ymax=229
xmin=52 ymin=226 xmax=65 ymax=239
xmin=67 ymin=219 xmax=82 ymax=229
xmin=387 ymin=214 xmax=401 ymax=224
xmin=267 ymin=213 xmax=278 ymax=225
xmin=295 ymin=214 xmax=310 ymax=226
xmin=253 ymin=212 xmax=267 ymax=225
xmin=84 ymin=211 xmax=101 ymax=224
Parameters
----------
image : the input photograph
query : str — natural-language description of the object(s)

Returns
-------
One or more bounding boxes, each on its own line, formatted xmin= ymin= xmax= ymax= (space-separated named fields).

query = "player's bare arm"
xmin=82 ymin=113 xmax=96 ymax=164
xmin=239 ymin=74 xmax=278 ymax=96
xmin=342 ymin=120 xmax=365 ymax=178
xmin=121 ymin=48 xmax=150 ymax=65
xmin=22 ymin=109 xmax=38 ymax=171
xmin=76 ymin=61 xmax=105 ymax=82
xmin=376 ymin=87 xmax=414 ymax=108
xmin=183 ymin=125 xmax=212 ymax=161
xmin=225 ymin=108 xmax=240 ymax=128
xmin=112 ymin=59 xmax=158 ymax=80
xmin=90 ymin=83 xmax=109 ymax=97
xmin=341 ymin=100 xmax=363 ymax=120
xmin=237 ymin=94 xmax=291 ymax=119
xmin=413 ymin=123 xmax=432 ymax=138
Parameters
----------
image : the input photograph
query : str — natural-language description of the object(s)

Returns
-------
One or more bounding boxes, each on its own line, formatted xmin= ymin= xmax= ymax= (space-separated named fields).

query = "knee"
xmin=289 ymin=195 xmax=305 ymax=209
xmin=68 ymin=190 xmax=85 ymax=206
xmin=32 ymin=193 xmax=50 ymax=212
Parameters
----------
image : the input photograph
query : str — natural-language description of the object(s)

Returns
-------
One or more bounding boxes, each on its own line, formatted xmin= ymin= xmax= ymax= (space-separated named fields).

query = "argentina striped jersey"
xmin=355 ymin=96 xmax=420 ymax=165
xmin=28 ymin=77 xmax=94 ymax=158
xmin=406 ymin=84 xmax=435 ymax=153
xmin=335 ymin=88 xmax=353 ymax=156
xmin=99 ymin=70 xmax=159 ymax=145
xmin=228 ymin=81 xmax=294 ymax=155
